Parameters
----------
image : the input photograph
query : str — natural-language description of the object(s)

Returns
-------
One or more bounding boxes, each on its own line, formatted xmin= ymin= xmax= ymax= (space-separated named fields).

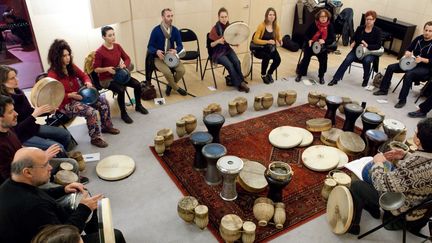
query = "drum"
xmin=238 ymin=160 xmax=267 ymax=193
xmin=326 ymin=186 xmax=353 ymax=234
xmin=312 ymin=41 xmax=325 ymax=55
xmin=96 ymin=155 xmax=135 ymax=181
xmin=242 ymin=52 xmax=252 ymax=78
xmin=177 ymin=196 xmax=199 ymax=223
xmin=157 ymin=128 xmax=174 ymax=150
xmin=54 ymin=170 xmax=79 ymax=186
xmin=78 ymin=86 xmax=100 ymax=105
xmin=399 ymin=56 xmax=417 ymax=71
xmin=318 ymin=93 xmax=327 ymax=109
xmin=342 ymin=103 xmax=363 ymax=132
xmin=355 ymin=46 xmax=385 ymax=60
xmin=302 ymin=145 xmax=340 ymax=172
xmin=242 ymin=221 xmax=256 ymax=243
xmin=378 ymin=140 xmax=410 ymax=155
xmin=202 ymin=143 xmax=227 ymax=185
xmin=379 ymin=192 xmax=406 ymax=211
xmin=97 ymin=198 xmax=115 ymax=243
xmin=113 ymin=68 xmax=131 ymax=84
xmin=285 ymin=90 xmax=297 ymax=106
xmin=294 ymin=127 xmax=314 ymax=147
xmin=154 ymin=135 xmax=165 ymax=156
xmin=321 ymin=178 xmax=337 ymax=200
xmin=176 ymin=120 xmax=186 ymax=137
xmin=59 ymin=162 xmax=73 ymax=171
xmin=338 ymin=97 xmax=352 ymax=114
xmin=361 ymin=112 xmax=384 ymax=139
xmin=220 ymin=214 xmax=243 ymax=242
xmin=321 ymin=128 xmax=342 ymax=147
xmin=382 ymin=119 xmax=406 ymax=141
xmin=253 ymin=197 xmax=275 ymax=226
xmin=234 ymin=97 xmax=248 ymax=114
xmin=217 ymin=156 xmax=244 ymax=201
xmin=203 ymin=113 xmax=225 ymax=143
xmin=273 ymin=202 xmax=286 ymax=229
xmin=267 ymin=161 xmax=293 ymax=181
xmin=337 ymin=131 xmax=366 ymax=156
xmin=30 ymin=77 xmax=65 ymax=109
xmin=306 ymin=118 xmax=332 ymax=132
xmin=194 ymin=205 xmax=209 ymax=230
xmin=264 ymin=170 xmax=291 ymax=202
xmin=68 ymin=151 xmax=85 ymax=171
xmin=203 ymin=103 xmax=222 ymax=117
xmin=365 ymin=129 xmax=388 ymax=156
xmin=308 ymin=91 xmax=320 ymax=106
xmin=181 ymin=114 xmax=197 ymax=134
xmin=324 ymin=96 xmax=343 ymax=125
xmin=190 ymin=132 xmax=213 ymax=171
xmin=164 ymin=52 xmax=180 ymax=68
xmin=223 ymin=22 xmax=250 ymax=45
xmin=335 ymin=148 xmax=349 ymax=169
xmin=362 ymin=160 xmax=394 ymax=184
xmin=328 ymin=170 xmax=351 ymax=187
xmin=268 ymin=126 xmax=303 ymax=149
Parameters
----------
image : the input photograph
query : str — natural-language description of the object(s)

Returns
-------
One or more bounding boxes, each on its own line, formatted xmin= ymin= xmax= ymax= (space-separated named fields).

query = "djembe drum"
xmin=190 ymin=132 xmax=213 ymax=171
xmin=365 ymin=130 xmax=388 ymax=156
xmin=203 ymin=113 xmax=225 ymax=143
xmin=324 ymin=96 xmax=343 ymax=125
xmin=342 ymin=103 xmax=363 ymax=132
xmin=361 ymin=112 xmax=384 ymax=140
xmin=264 ymin=162 xmax=293 ymax=202
xmin=202 ymin=143 xmax=227 ymax=185
xmin=217 ymin=156 xmax=244 ymax=201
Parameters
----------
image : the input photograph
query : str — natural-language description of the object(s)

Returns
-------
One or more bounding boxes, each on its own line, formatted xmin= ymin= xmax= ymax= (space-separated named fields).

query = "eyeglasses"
xmin=319 ymin=15 xmax=328 ymax=18
xmin=30 ymin=161 xmax=50 ymax=169
xmin=366 ymin=18 xmax=375 ymax=21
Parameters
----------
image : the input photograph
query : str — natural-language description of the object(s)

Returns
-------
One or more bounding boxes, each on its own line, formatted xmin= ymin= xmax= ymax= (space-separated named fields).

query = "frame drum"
xmin=326 ymin=186 xmax=353 ymax=234
xmin=164 ymin=52 xmax=180 ymax=68
xmin=321 ymin=128 xmax=343 ymax=147
xmin=337 ymin=131 xmax=366 ymax=156
xmin=30 ymin=77 xmax=65 ymax=109
xmin=306 ymin=118 xmax=332 ymax=132
xmin=399 ymin=56 xmax=417 ymax=71
xmin=238 ymin=160 xmax=267 ymax=193
xmin=242 ymin=52 xmax=252 ymax=78
xmin=268 ymin=126 xmax=303 ymax=149
xmin=302 ymin=145 xmax=340 ymax=172
xmin=98 ymin=198 xmax=116 ymax=243
xmin=223 ymin=22 xmax=250 ymax=45
xmin=96 ymin=155 xmax=135 ymax=181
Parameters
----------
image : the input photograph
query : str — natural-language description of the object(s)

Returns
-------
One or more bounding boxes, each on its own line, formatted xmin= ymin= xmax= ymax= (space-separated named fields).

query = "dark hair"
xmin=0 ymin=94 xmax=13 ymax=117
xmin=161 ymin=8 xmax=172 ymax=16
xmin=315 ymin=9 xmax=331 ymax=20
xmin=424 ymin=21 xmax=432 ymax=29
xmin=0 ymin=65 xmax=17 ymax=96
xmin=365 ymin=10 xmax=377 ymax=20
xmin=218 ymin=7 xmax=228 ymax=16
xmin=417 ymin=118 xmax=432 ymax=152
xmin=264 ymin=7 xmax=277 ymax=32
xmin=101 ymin=26 xmax=114 ymax=37
xmin=31 ymin=225 xmax=81 ymax=243
xmin=47 ymin=39 xmax=75 ymax=78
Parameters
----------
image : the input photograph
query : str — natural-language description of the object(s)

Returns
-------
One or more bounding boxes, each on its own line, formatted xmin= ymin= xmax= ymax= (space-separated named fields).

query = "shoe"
xmin=267 ymin=74 xmax=274 ymax=83
xmin=101 ymin=127 xmax=120 ymax=135
xmin=373 ymin=90 xmax=388 ymax=96
xmin=408 ymin=110 xmax=427 ymax=118
xmin=177 ymin=88 xmax=187 ymax=96
xmin=79 ymin=176 xmax=89 ymax=185
xmin=295 ymin=74 xmax=302 ymax=82
xmin=362 ymin=80 xmax=368 ymax=87
xmin=319 ymin=77 xmax=325 ymax=85
xmin=365 ymin=206 xmax=381 ymax=219
xmin=90 ymin=138 xmax=108 ymax=148
xmin=262 ymin=75 xmax=270 ymax=84
xmin=121 ymin=113 xmax=133 ymax=124
xmin=135 ymin=104 xmax=149 ymax=114
xmin=165 ymin=86 xmax=172 ymax=96
xmin=394 ymin=100 xmax=406 ymax=109
xmin=238 ymin=82 xmax=250 ymax=93
xmin=347 ymin=224 xmax=360 ymax=235
xmin=328 ymin=79 xmax=338 ymax=86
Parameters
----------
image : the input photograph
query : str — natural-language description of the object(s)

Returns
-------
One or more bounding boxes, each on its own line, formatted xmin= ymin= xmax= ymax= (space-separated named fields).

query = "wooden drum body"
xmin=220 ymin=214 xmax=243 ymax=243
xmin=253 ymin=197 xmax=275 ymax=226
xmin=177 ymin=196 xmax=199 ymax=223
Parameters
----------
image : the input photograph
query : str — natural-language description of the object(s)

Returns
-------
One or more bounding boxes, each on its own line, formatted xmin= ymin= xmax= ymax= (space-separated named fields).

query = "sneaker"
xmin=267 ymin=74 xmax=274 ymax=83
xmin=135 ymin=105 xmax=149 ymax=114
xmin=121 ymin=113 xmax=133 ymax=124
xmin=165 ymin=86 xmax=172 ymax=96
xmin=262 ymin=75 xmax=270 ymax=84
xmin=101 ymin=127 xmax=120 ymax=134
xmin=79 ymin=176 xmax=89 ymax=185
xmin=90 ymin=138 xmax=108 ymax=148
xmin=408 ymin=110 xmax=427 ymax=118
xmin=295 ymin=74 xmax=302 ymax=82
xmin=328 ymin=79 xmax=338 ymax=86
xmin=177 ymin=88 xmax=187 ymax=96
xmin=362 ymin=80 xmax=368 ymax=87
xmin=394 ymin=100 xmax=406 ymax=109
xmin=238 ymin=82 xmax=250 ymax=93
xmin=319 ymin=77 xmax=325 ymax=85
xmin=373 ymin=90 xmax=388 ymax=96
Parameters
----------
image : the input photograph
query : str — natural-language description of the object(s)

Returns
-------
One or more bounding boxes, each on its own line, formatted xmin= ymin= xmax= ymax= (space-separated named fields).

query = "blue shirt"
xmin=147 ymin=25 xmax=183 ymax=54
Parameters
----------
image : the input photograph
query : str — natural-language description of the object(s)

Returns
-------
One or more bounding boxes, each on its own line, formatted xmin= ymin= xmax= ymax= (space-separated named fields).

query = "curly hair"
xmin=31 ymin=225 xmax=81 ymax=243
xmin=47 ymin=39 xmax=75 ymax=78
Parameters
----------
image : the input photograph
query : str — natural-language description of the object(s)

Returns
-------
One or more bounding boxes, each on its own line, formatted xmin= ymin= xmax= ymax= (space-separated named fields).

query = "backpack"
xmin=140 ymin=81 xmax=157 ymax=100
xmin=281 ymin=35 xmax=300 ymax=52
xmin=372 ymin=72 xmax=384 ymax=88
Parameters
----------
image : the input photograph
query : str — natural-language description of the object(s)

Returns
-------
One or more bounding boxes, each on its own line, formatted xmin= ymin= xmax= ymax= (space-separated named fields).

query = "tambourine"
xmin=312 ymin=41 xmax=325 ymax=55
xmin=399 ymin=56 xmax=417 ymax=71
xmin=355 ymin=46 xmax=384 ymax=60
xmin=224 ymin=22 xmax=250 ymax=45
xmin=78 ymin=86 xmax=99 ymax=105
xmin=164 ymin=52 xmax=180 ymax=68
xmin=113 ymin=68 xmax=131 ymax=84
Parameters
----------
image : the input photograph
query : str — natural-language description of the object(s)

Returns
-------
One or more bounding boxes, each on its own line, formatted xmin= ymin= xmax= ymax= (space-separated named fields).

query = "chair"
xmin=179 ymin=28 xmax=203 ymax=80
xmin=392 ymin=71 xmax=432 ymax=103
xmin=249 ymin=32 xmax=278 ymax=81
xmin=358 ymin=196 xmax=432 ymax=243
xmin=201 ymin=33 xmax=225 ymax=89
xmin=296 ymin=41 xmax=338 ymax=65
xmin=88 ymin=70 xmax=134 ymax=107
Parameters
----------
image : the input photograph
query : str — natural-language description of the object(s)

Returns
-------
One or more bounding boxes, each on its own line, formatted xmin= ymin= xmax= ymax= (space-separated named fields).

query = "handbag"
xmin=140 ymin=81 xmax=157 ymax=100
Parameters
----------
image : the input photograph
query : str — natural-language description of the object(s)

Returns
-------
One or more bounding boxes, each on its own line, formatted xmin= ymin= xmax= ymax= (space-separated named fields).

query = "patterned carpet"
xmin=150 ymin=103 xmax=361 ymax=242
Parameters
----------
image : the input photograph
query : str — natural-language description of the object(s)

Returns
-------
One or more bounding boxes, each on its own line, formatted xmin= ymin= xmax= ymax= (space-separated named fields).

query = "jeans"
xmin=217 ymin=50 xmax=243 ymax=87
xmin=23 ymin=125 xmax=72 ymax=157
xmin=297 ymin=45 xmax=328 ymax=78
xmin=332 ymin=50 xmax=376 ymax=82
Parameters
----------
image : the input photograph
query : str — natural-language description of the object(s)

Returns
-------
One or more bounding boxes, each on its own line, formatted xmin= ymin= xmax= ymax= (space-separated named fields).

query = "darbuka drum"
xmin=253 ymin=197 xmax=275 ymax=226
xmin=242 ymin=52 xmax=252 ymax=78
xmin=181 ymin=114 xmax=197 ymax=134
xmin=337 ymin=131 xmax=366 ymax=156
xmin=190 ymin=132 xmax=213 ymax=171
xmin=78 ymin=87 xmax=100 ymax=105
xmin=342 ymin=103 xmax=363 ymax=132
xmin=324 ymin=96 xmax=343 ymax=125
xmin=312 ymin=41 xmax=325 ymax=54
xmin=113 ymin=68 xmax=131 ymax=84
xmin=238 ymin=160 xmax=267 ymax=193
xmin=321 ymin=128 xmax=343 ymax=147
xmin=203 ymin=113 xmax=225 ymax=143
xmin=362 ymin=160 xmax=394 ymax=184
xmin=265 ymin=170 xmax=291 ymax=202
xmin=399 ymin=56 xmax=417 ymax=71
xmin=302 ymin=145 xmax=340 ymax=172
xmin=268 ymin=126 xmax=303 ymax=149
xmin=202 ymin=143 xmax=227 ymax=185
xmin=97 ymin=198 xmax=116 ymax=243
xmin=355 ymin=46 xmax=384 ymax=60
xmin=164 ymin=52 xmax=180 ymax=68
xmin=156 ymin=128 xmax=174 ymax=150
xmin=306 ymin=118 xmax=332 ymax=132
xmin=217 ymin=156 xmax=244 ymax=201
xmin=383 ymin=119 xmax=405 ymax=141
xmin=220 ymin=214 xmax=243 ymax=242
xmin=30 ymin=77 xmax=65 ymax=108
xmin=308 ymin=91 xmax=320 ymax=106
xmin=177 ymin=196 xmax=199 ymax=223
xmin=326 ymin=186 xmax=353 ymax=234
xmin=361 ymin=112 xmax=384 ymax=139
xmin=54 ymin=170 xmax=78 ymax=186
xmin=224 ymin=22 xmax=250 ymax=45
xmin=365 ymin=129 xmax=388 ymax=156
xmin=96 ymin=155 xmax=135 ymax=181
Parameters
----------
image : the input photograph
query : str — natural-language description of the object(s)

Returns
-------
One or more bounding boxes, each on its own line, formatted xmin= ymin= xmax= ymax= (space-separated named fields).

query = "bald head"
xmin=11 ymin=147 xmax=52 ymax=186
xmin=11 ymin=147 xmax=45 ymax=175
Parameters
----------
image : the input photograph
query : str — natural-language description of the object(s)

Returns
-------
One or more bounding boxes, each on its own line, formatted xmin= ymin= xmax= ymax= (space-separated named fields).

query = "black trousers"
xmin=108 ymin=77 xmax=142 ymax=114
xmin=420 ymin=95 xmax=432 ymax=114
xmin=297 ymin=46 xmax=328 ymax=78
xmin=254 ymin=49 xmax=281 ymax=75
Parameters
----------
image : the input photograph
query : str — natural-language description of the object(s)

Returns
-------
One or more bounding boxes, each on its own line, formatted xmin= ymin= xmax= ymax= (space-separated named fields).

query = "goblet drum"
xmin=190 ymin=132 xmax=213 ymax=171
xmin=342 ymin=103 xmax=363 ymax=132
xmin=361 ymin=112 xmax=384 ymax=140
xmin=217 ymin=156 xmax=244 ymax=201
xmin=324 ymin=96 xmax=343 ymax=125
xmin=203 ymin=113 xmax=225 ymax=143
xmin=364 ymin=129 xmax=388 ymax=157
xmin=202 ymin=143 xmax=227 ymax=185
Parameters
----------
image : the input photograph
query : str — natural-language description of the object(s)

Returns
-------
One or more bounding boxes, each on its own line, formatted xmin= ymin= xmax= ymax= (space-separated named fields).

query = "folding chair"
xmin=179 ymin=28 xmax=203 ymax=80
xmin=249 ymin=32 xmax=278 ymax=81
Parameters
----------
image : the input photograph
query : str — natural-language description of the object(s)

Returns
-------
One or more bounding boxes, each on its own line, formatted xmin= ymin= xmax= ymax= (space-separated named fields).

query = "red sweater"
xmin=0 ymin=130 xmax=22 ymax=183
xmin=47 ymin=64 xmax=91 ymax=109
xmin=93 ymin=43 xmax=131 ymax=81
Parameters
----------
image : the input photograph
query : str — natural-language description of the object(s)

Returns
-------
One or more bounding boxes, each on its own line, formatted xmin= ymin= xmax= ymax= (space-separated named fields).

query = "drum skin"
xmin=30 ymin=77 xmax=65 ymax=108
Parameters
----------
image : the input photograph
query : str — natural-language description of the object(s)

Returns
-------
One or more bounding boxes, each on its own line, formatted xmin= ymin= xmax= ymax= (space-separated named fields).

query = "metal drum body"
xmin=312 ymin=41 xmax=325 ymax=55
xmin=78 ymin=87 xmax=100 ymax=105
xmin=164 ymin=53 xmax=180 ymax=68
xmin=399 ymin=56 xmax=417 ymax=71
xmin=30 ymin=77 xmax=65 ymax=109
xmin=217 ymin=156 xmax=244 ymax=201
xmin=355 ymin=46 xmax=385 ymax=60
xmin=203 ymin=113 xmax=225 ymax=143
xmin=202 ymin=143 xmax=227 ymax=185
xmin=190 ymin=132 xmax=213 ymax=171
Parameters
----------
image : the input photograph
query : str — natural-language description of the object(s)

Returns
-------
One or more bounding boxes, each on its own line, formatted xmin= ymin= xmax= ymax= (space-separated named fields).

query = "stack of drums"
xmin=361 ymin=112 xmax=384 ymax=140
xmin=190 ymin=132 xmax=213 ymax=171
xmin=342 ymin=103 xmax=363 ymax=132
xmin=202 ymin=143 xmax=227 ymax=185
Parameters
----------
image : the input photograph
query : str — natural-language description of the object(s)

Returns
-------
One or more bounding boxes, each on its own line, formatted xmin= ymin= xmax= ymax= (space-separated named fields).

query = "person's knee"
xmin=114 ymin=229 xmax=126 ymax=243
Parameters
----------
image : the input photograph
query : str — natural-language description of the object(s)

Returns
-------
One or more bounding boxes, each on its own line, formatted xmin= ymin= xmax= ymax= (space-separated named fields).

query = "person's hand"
xmin=361 ymin=40 xmax=368 ymax=48
xmin=45 ymin=144 xmax=61 ymax=160
xmin=415 ymin=56 xmax=424 ymax=63
xmin=384 ymin=149 xmax=406 ymax=161
xmin=68 ymin=92 xmax=83 ymax=101
xmin=105 ymin=67 xmax=116 ymax=75
xmin=65 ymin=182 xmax=85 ymax=194
xmin=118 ymin=63 xmax=126 ymax=69
xmin=156 ymin=50 xmax=165 ymax=60
xmin=278 ymin=39 xmax=283 ymax=47
xmin=350 ymin=41 xmax=356 ymax=49
xmin=79 ymin=193 xmax=104 ymax=211
xmin=308 ymin=40 xmax=313 ymax=47
xmin=373 ymin=152 xmax=387 ymax=164
xmin=85 ymin=82 xmax=93 ymax=88
xmin=168 ymin=49 xmax=177 ymax=54
xmin=404 ymin=51 xmax=413 ymax=58
xmin=32 ymin=104 xmax=54 ymax=118
xmin=318 ymin=39 xmax=325 ymax=45
xmin=218 ymin=37 xmax=225 ymax=45
xmin=268 ymin=39 xmax=276 ymax=45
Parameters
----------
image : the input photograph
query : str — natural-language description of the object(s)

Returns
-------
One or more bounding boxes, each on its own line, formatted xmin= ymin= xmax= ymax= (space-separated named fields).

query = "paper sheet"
xmin=343 ymin=156 xmax=373 ymax=181
xmin=83 ymin=153 xmax=100 ymax=163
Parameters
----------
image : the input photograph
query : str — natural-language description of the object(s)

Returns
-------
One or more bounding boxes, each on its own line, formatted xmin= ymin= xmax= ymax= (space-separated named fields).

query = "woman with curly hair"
xmin=47 ymin=39 xmax=119 ymax=148
xmin=31 ymin=225 xmax=82 ymax=243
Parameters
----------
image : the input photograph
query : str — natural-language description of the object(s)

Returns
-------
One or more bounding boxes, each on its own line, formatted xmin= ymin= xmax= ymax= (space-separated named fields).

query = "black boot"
xmin=328 ymin=79 xmax=338 ymax=86
xmin=319 ymin=77 xmax=325 ymax=85
xmin=267 ymin=73 xmax=274 ymax=83
xmin=121 ymin=112 xmax=133 ymax=124
xmin=261 ymin=75 xmax=270 ymax=84
xmin=135 ymin=104 xmax=149 ymax=114
xmin=295 ymin=74 xmax=302 ymax=82
xmin=165 ymin=86 xmax=172 ymax=96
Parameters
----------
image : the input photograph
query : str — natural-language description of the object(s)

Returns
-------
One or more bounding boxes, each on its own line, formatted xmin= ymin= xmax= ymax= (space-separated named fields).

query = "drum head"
xmin=224 ymin=22 xmax=250 ymax=45
xmin=242 ymin=53 xmax=252 ymax=78
xmin=326 ymin=186 xmax=353 ymax=234
xmin=54 ymin=170 xmax=79 ymax=185
xmin=355 ymin=46 xmax=365 ymax=59
xmin=98 ymin=198 xmax=116 ymax=243
xmin=164 ymin=53 xmax=180 ymax=68
xmin=337 ymin=132 xmax=366 ymax=155
xmin=268 ymin=126 xmax=303 ymax=149
xmin=321 ymin=128 xmax=343 ymax=147
xmin=96 ymin=155 xmax=136 ymax=181
xmin=202 ymin=143 xmax=227 ymax=159
xmin=30 ymin=77 xmax=65 ymax=108
xmin=221 ymin=214 xmax=243 ymax=231
xmin=306 ymin=118 xmax=332 ymax=132
xmin=312 ymin=42 xmax=322 ymax=54
xmin=292 ymin=127 xmax=314 ymax=147
xmin=399 ymin=56 xmax=417 ymax=71
xmin=335 ymin=148 xmax=349 ymax=169
xmin=113 ymin=68 xmax=131 ymax=84
xmin=362 ymin=112 xmax=383 ymax=124
xmin=203 ymin=113 xmax=225 ymax=124
xmin=383 ymin=119 xmax=406 ymax=136
xmin=190 ymin=131 xmax=213 ymax=145
xmin=238 ymin=160 xmax=267 ymax=193
xmin=302 ymin=145 xmax=340 ymax=172
xmin=217 ymin=155 xmax=244 ymax=174
xmin=78 ymin=87 xmax=99 ymax=105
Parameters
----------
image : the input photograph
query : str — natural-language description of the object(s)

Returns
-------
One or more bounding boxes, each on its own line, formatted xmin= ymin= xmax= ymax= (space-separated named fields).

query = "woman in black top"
xmin=295 ymin=9 xmax=335 ymax=84
xmin=328 ymin=10 xmax=382 ymax=87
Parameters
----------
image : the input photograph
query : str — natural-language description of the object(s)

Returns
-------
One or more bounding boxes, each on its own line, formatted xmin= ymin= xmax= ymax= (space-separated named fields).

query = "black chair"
xmin=391 ymin=69 xmax=432 ymax=103
xmin=249 ymin=32 xmax=278 ymax=81
xmin=179 ymin=28 xmax=203 ymax=80
xmin=88 ymin=70 xmax=134 ymax=106
xmin=201 ymin=33 xmax=225 ymax=89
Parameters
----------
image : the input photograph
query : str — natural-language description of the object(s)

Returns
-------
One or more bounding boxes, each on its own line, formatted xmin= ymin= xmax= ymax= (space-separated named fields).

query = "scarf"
xmin=160 ymin=22 xmax=172 ymax=52
xmin=311 ymin=20 xmax=329 ymax=42
xmin=210 ymin=21 xmax=231 ymax=63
